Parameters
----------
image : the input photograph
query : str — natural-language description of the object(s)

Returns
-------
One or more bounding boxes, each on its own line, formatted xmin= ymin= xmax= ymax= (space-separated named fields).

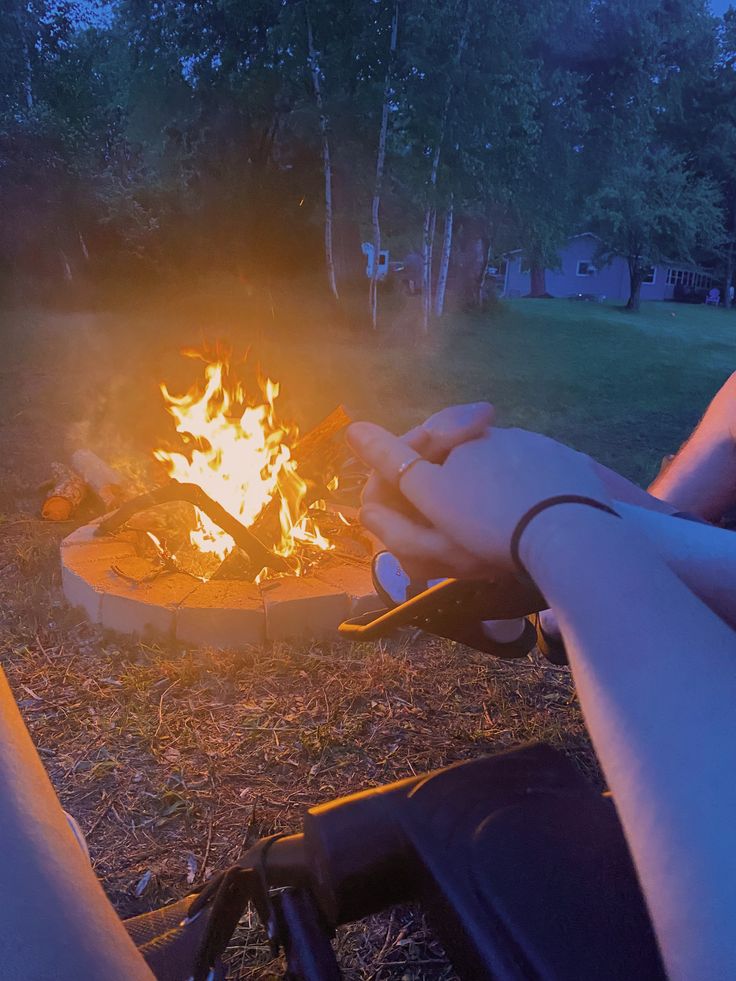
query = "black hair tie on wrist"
xmin=510 ymin=495 xmax=620 ymax=577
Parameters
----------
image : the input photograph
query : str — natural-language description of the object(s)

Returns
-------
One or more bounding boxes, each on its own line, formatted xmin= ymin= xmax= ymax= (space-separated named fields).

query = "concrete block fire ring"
xmin=61 ymin=519 xmax=376 ymax=648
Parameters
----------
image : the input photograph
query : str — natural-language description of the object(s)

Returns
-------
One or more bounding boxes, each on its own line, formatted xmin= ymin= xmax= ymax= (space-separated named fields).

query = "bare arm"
xmin=523 ymin=505 xmax=736 ymax=981
xmin=614 ymin=502 xmax=736 ymax=629
xmin=648 ymin=371 xmax=736 ymax=520
xmin=347 ymin=420 xmax=736 ymax=979
xmin=0 ymin=666 xmax=154 ymax=979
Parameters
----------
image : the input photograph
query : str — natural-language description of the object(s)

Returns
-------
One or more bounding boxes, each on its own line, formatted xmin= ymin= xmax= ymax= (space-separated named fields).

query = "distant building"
xmin=501 ymin=233 xmax=715 ymax=301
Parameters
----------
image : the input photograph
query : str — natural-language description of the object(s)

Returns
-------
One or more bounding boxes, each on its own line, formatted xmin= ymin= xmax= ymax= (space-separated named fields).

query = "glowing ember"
xmin=154 ymin=352 xmax=332 ymax=579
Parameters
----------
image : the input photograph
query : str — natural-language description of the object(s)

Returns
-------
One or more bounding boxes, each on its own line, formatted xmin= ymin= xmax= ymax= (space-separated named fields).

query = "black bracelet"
xmin=510 ymin=495 xmax=620 ymax=577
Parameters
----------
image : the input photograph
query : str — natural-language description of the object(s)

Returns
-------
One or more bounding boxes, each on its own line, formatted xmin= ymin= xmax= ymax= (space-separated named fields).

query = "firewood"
xmin=293 ymin=404 xmax=353 ymax=482
xmin=42 ymin=463 xmax=86 ymax=521
xmin=97 ymin=482 xmax=289 ymax=573
xmin=250 ymin=405 xmax=354 ymax=547
xmin=70 ymin=449 xmax=130 ymax=510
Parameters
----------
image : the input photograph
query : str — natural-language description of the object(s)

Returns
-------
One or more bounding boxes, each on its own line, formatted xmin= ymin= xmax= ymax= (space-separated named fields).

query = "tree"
xmin=588 ymin=148 xmax=723 ymax=311
xmin=419 ymin=0 xmax=471 ymax=333
xmin=660 ymin=5 xmax=736 ymax=306
xmin=0 ymin=0 xmax=728 ymax=319
xmin=508 ymin=0 xmax=594 ymax=297
xmin=0 ymin=2 xmax=118 ymax=286
xmin=392 ymin=0 xmax=539 ymax=324
xmin=306 ymin=2 xmax=339 ymax=301
xmin=368 ymin=0 xmax=399 ymax=328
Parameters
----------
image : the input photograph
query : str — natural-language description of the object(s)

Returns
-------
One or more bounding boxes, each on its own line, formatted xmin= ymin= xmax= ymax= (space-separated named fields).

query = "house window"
xmin=641 ymin=265 xmax=656 ymax=285
xmin=667 ymin=267 xmax=713 ymax=289
xmin=576 ymin=260 xmax=596 ymax=276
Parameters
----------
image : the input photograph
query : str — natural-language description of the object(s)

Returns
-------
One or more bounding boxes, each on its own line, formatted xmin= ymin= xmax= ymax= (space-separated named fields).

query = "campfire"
xmin=55 ymin=350 xmax=378 ymax=645
xmin=152 ymin=352 xmax=335 ymax=579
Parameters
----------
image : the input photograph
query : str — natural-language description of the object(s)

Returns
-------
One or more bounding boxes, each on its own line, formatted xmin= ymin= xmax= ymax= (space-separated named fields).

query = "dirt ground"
xmin=0 ymin=301 xmax=594 ymax=979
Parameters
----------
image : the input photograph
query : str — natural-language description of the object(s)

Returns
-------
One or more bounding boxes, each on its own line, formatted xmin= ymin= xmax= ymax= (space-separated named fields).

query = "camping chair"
xmin=705 ymin=287 xmax=720 ymax=306
xmin=125 ymin=743 xmax=665 ymax=981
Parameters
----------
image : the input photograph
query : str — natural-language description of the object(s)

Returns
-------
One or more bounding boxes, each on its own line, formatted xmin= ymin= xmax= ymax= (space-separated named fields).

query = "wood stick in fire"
xmin=249 ymin=404 xmax=354 ymax=547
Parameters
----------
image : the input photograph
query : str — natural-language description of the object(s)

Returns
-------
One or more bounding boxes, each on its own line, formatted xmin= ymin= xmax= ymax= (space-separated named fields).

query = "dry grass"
xmin=0 ymin=292 xmax=596 ymax=979
xmin=0 ymin=512 xmax=592 ymax=979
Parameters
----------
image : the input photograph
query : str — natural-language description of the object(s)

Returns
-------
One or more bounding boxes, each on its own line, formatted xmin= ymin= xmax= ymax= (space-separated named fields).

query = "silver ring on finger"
xmin=396 ymin=454 xmax=424 ymax=485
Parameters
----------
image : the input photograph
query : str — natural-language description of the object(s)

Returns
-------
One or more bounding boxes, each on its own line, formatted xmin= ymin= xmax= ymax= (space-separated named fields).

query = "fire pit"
xmin=60 ymin=351 xmax=378 ymax=646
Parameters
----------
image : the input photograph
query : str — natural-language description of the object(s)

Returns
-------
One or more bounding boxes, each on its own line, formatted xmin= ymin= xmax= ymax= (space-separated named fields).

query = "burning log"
xmin=249 ymin=404 xmax=354 ymax=545
xmin=42 ymin=463 xmax=86 ymax=521
xmin=70 ymin=449 xmax=130 ymax=510
xmin=292 ymin=404 xmax=353 ymax=484
xmin=97 ymin=482 xmax=289 ymax=574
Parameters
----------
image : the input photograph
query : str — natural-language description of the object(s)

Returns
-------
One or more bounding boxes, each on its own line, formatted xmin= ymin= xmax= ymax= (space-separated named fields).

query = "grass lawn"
xmin=313 ymin=296 xmax=735 ymax=485
xmin=6 ymin=286 xmax=732 ymax=491
xmin=144 ymin=289 xmax=733 ymax=488
xmin=0 ymin=286 xmax=734 ymax=978
xmin=422 ymin=298 xmax=736 ymax=484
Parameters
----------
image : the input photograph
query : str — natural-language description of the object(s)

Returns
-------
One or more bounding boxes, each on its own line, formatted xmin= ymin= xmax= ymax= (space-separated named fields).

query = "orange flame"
xmin=154 ymin=354 xmax=332 ymax=579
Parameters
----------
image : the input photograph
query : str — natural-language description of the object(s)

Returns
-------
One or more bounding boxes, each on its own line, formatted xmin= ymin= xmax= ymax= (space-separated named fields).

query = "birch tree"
xmin=420 ymin=0 xmax=471 ymax=333
xmin=306 ymin=4 xmax=339 ymax=302
xmin=433 ymin=195 xmax=453 ymax=316
xmin=369 ymin=0 xmax=399 ymax=329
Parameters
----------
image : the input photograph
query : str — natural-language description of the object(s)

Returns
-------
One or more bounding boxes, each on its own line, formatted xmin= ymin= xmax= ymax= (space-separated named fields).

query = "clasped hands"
xmin=346 ymin=404 xmax=609 ymax=583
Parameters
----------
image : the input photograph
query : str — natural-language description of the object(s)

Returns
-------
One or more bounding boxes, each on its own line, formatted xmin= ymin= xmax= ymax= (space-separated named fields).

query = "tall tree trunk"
xmin=434 ymin=198 xmax=454 ymax=317
xmin=369 ymin=1 xmax=399 ymax=329
xmin=306 ymin=7 xmax=339 ymax=302
xmin=626 ymin=259 xmax=642 ymax=312
xmin=529 ymin=262 xmax=546 ymax=297
xmin=420 ymin=1 xmax=472 ymax=333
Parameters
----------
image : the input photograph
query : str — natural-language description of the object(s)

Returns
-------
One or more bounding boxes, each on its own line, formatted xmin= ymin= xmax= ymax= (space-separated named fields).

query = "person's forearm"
xmin=521 ymin=506 xmax=736 ymax=980
xmin=594 ymin=461 xmax=677 ymax=515
xmin=0 ymin=666 xmax=154 ymax=979
xmin=615 ymin=502 xmax=736 ymax=629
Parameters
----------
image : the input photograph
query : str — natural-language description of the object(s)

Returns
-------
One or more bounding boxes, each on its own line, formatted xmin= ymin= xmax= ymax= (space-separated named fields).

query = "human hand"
xmin=360 ymin=403 xmax=496 ymax=579
xmin=348 ymin=422 xmax=609 ymax=577
xmin=361 ymin=402 xmax=494 ymax=510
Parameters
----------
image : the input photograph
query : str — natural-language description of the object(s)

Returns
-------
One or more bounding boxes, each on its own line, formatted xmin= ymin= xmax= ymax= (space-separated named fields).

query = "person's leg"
xmin=0 ymin=664 xmax=153 ymax=979
xmin=539 ymin=373 xmax=736 ymax=650
xmin=648 ymin=370 xmax=736 ymax=520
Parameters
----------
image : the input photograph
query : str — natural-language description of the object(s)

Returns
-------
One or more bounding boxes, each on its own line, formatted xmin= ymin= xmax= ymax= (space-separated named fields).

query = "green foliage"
xmin=0 ymin=0 xmax=734 ymax=309
xmin=588 ymin=148 xmax=723 ymax=308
